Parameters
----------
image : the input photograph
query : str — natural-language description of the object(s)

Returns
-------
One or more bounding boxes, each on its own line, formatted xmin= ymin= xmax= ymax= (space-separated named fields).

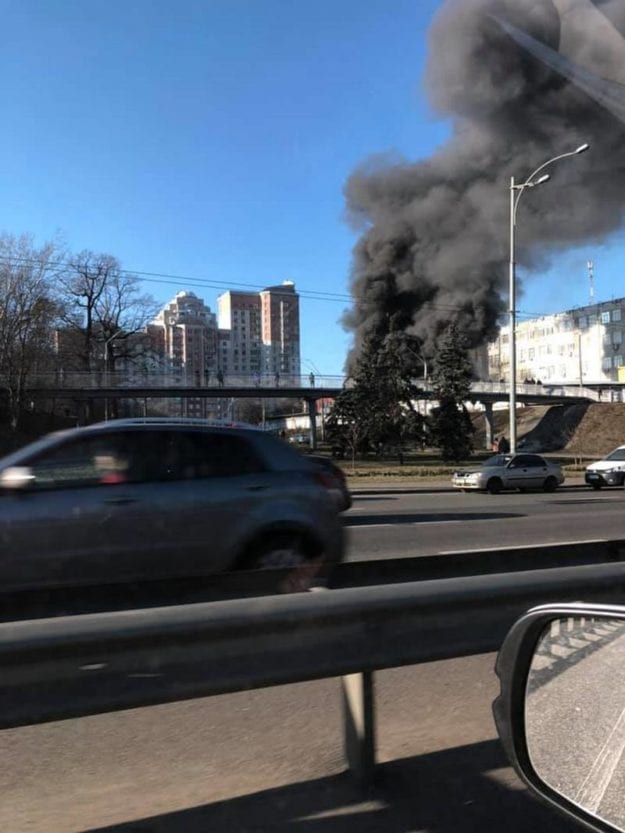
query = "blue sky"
xmin=0 ymin=0 xmax=621 ymax=375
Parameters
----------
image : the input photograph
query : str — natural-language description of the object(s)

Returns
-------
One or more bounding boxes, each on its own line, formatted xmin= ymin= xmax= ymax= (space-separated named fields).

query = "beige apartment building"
xmin=217 ymin=280 xmax=300 ymax=381
xmin=487 ymin=297 xmax=625 ymax=385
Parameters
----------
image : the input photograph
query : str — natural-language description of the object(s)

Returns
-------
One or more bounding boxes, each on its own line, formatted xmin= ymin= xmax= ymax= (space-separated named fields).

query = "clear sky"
xmin=1 ymin=0 xmax=621 ymax=376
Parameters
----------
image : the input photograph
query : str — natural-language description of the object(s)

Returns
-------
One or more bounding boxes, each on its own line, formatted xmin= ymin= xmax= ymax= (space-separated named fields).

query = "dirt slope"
xmin=471 ymin=403 xmax=625 ymax=458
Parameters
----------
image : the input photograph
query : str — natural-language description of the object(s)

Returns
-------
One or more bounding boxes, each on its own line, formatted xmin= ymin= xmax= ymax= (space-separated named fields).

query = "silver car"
xmin=0 ymin=418 xmax=344 ymax=592
xmin=452 ymin=453 xmax=564 ymax=494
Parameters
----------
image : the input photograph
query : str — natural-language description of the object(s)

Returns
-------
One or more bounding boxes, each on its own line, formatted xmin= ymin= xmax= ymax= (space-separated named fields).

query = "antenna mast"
xmin=587 ymin=259 xmax=595 ymax=304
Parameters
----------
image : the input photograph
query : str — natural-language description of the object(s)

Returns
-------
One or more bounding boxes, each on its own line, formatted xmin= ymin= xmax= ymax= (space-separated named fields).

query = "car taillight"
xmin=314 ymin=470 xmax=339 ymax=490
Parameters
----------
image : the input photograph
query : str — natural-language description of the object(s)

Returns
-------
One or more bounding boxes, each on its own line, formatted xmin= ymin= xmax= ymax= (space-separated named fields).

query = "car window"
xmin=130 ymin=430 xmax=267 ymax=482
xmin=514 ymin=455 xmax=544 ymax=468
xmin=26 ymin=434 xmax=133 ymax=490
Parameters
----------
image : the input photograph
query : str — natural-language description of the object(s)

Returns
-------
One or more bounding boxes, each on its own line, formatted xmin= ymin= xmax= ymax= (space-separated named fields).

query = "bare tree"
xmin=57 ymin=251 xmax=158 ymax=375
xmin=0 ymin=234 xmax=62 ymax=429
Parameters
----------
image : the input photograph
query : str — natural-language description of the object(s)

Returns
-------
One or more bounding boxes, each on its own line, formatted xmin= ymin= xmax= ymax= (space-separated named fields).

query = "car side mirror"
xmin=494 ymin=603 xmax=625 ymax=832
xmin=0 ymin=466 xmax=35 ymax=490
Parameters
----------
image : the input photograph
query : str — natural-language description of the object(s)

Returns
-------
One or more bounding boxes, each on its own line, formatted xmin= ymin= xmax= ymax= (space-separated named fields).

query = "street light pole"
xmin=509 ymin=175 xmax=518 ymax=453
xmin=507 ymin=143 xmax=589 ymax=452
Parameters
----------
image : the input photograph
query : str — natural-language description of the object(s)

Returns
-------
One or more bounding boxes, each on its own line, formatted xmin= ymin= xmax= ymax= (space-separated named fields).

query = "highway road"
xmin=345 ymin=488 xmax=625 ymax=560
xmin=0 ymin=653 xmax=582 ymax=832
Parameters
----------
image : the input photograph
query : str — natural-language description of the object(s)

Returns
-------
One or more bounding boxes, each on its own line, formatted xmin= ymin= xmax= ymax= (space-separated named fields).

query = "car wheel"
xmin=591 ymin=484 xmax=602 ymax=491
xmin=543 ymin=476 xmax=558 ymax=493
xmin=487 ymin=477 xmax=503 ymax=495
xmin=241 ymin=533 xmax=322 ymax=592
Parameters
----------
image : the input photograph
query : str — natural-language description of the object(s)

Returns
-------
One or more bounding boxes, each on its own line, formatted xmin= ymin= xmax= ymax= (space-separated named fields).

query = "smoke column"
xmin=344 ymin=0 xmax=625 ymax=367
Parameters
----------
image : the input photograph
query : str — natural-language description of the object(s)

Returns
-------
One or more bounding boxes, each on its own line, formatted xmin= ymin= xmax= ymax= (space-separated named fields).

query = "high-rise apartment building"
xmin=487 ymin=297 xmax=625 ymax=384
xmin=149 ymin=282 xmax=301 ymax=390
xmin=217 ymin=281 xmax=300 ymax=381
xmin=148 ymin=291 xmax=218 ymax=415
xmin=217 ymin=290 xmax=263 ymax=377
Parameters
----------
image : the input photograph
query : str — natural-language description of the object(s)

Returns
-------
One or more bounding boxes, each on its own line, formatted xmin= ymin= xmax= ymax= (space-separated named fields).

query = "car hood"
xmin=587 ymin=460 xmax=625 ymax=472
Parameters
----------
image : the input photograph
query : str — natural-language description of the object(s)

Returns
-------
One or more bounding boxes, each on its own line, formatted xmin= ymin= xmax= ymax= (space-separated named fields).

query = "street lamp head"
xmin=534 ymin=173 xmax=550 ymax=186
xmin=575 ymin=142 xmax=590 ymax=154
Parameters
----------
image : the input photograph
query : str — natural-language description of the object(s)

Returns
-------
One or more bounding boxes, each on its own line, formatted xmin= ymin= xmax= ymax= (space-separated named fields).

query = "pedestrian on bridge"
xmin=217 ymin=370 xmax=224 ymax=387
xmin=275 ymin=371 xmax=280 ymax=387
xmin=309 ymin=372 xmax=315 ymax=388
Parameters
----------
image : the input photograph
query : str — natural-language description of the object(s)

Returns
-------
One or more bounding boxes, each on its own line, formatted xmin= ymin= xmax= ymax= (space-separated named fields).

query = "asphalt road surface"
xmin=0 ymin=652 xmax=584 ymax=833
xmin=345 ymin=488 xmax=625 ymax=560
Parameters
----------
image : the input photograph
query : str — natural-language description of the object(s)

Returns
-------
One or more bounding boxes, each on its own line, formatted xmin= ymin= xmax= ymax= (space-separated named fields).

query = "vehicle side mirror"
xmin=494 ymin=603 xmax=625 ymax=832
xmin=0 ymin=466 xmax=35 ymax=490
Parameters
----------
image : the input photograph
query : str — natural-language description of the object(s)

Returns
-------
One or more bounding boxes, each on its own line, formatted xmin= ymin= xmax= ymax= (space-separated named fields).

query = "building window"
xmin=528 ymin=348 xmax=535 ymax=360
xmin=603 ymin=356 xmax=613 ymax=370
xmin=613 ymin=309 xmax=622 ymax=322
xmin=601 ymin=311 xmax=611 ymax=324
xmin=578 ymin=316 xmax=587 ymax=329
xmin=615 ymin=356 xmax=623 ymax=368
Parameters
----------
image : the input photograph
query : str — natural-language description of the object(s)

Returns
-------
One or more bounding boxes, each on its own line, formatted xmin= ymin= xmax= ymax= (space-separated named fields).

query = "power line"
xmin=0 ymin=254 xmax=353 ymax=303
xmin=0 ymin=253 xmax=548 ymax=318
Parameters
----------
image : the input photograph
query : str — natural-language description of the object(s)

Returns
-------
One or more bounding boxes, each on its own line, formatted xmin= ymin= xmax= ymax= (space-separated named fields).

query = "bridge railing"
xmin=11 ymin=372 xmax=606 ymax=400
xmin=16 ymin=371 xmax=345 ymax=390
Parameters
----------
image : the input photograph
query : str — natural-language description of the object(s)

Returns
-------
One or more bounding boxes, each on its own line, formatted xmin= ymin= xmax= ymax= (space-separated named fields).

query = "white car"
xmin=452 ymin=453 xmax=564 ymax=494
xmin=585 ymin=445 xmax=625 ymax=489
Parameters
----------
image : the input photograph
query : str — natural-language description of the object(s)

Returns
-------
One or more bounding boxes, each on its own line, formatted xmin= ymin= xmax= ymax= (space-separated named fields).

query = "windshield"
xmin=605 ymin=448 xmax=625 ymax=461
xmin=483 ymin=455 xmax=514 ymax=467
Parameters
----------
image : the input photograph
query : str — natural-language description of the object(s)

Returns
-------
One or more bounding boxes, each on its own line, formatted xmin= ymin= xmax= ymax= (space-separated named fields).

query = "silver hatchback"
xmin=0 ymin=419 xmax=345 ymax=592
xmin=452 ymin=453 xmax=565 ymax=494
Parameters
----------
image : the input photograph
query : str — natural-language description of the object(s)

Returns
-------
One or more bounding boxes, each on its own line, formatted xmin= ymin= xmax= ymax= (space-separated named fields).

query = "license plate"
xmin=587 ymin=473 xmax=599 ymax=479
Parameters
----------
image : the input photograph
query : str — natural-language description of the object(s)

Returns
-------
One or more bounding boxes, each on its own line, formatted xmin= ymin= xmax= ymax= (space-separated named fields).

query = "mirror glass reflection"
xmin=526 ymin=615 xmax=625 ymax=832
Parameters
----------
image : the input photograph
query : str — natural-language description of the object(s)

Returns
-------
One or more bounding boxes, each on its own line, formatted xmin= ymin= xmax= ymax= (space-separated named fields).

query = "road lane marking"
xmin=438 ymin=538 xmax=608 ymax=554
xmin=575 ymin=704 xmax=625 ymax=813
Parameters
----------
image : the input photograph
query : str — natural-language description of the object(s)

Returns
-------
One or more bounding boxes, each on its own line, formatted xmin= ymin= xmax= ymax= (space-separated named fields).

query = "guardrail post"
xmin=341 ymin=671 xmax=375 ymax=785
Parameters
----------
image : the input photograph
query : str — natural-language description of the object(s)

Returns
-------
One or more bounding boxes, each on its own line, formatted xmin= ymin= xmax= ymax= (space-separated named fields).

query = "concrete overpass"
xmin=21 ymin=376 xmax=603 ymax=451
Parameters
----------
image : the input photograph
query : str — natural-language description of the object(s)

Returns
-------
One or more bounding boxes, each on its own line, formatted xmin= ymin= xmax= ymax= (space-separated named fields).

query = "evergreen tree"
xmin=328 ymin=328 xmax=425 ymax=465
xmin=429 ymin=324 xmax=475 ymax=462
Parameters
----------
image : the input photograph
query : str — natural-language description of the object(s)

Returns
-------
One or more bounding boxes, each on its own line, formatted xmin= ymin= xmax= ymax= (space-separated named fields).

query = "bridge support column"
xmin=306 ymin=397 xmax=318 ymax=451
xmin=483 ymin=402 xmax=495 ymax=451
xmin=341 ymin=671 xmax=376 ymax=785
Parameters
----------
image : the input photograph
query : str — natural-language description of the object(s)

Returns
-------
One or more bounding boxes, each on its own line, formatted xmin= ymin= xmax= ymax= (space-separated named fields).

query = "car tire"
xmin=487 ymin=477 xmax=503 ymax=495
xmin=543 ymin=476 xmax=558 ymax=493
xmin=591 ymin=484 xmax=602 ymax=490
xmin=240 ymin=533 xmax=322 ymax=592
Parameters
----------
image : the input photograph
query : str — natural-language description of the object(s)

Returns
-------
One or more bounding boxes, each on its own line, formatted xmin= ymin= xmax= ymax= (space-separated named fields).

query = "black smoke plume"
xmin=344 ymin=0 xmax=625 ymax=368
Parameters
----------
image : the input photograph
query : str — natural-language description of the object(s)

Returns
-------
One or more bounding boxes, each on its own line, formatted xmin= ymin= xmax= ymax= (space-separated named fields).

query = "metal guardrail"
xmin=2 ymin=560 xmax=625 ymax=782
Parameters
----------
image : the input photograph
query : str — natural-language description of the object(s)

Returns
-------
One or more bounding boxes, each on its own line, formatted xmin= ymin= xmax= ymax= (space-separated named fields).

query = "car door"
xmin=505 ymin=454 xmax=537 ymax=490
xmin=0 ymin=431 xmax=153 ymax=590
xmin=120 ymin=428 xmax=274 ymax=578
